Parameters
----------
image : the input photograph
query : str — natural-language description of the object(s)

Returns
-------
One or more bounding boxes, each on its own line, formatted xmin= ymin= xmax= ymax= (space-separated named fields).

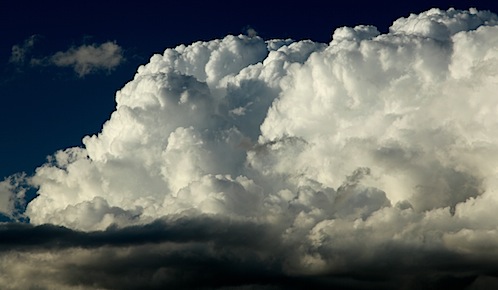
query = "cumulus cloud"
xmin=4 ymin=7 xmax=498 ymax=289
xmin=50 ymin=41 xmax=124 ymax=76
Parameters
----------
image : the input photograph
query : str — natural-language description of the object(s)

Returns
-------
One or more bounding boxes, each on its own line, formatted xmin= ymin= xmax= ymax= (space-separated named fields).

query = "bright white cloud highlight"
xmin=8 ymin=7 xmax=498 ymax=280
xmin=50 ymin=41 xmax=124 ymax=76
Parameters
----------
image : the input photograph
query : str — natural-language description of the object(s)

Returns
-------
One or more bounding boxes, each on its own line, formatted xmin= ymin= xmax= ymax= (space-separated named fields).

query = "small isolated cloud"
xmin=9 ymin=35 xmax=39 ymax=64
xmin=8 ymin=38 xmax=124 ymax=77
xmin=50 ymin=41 xmax=124 ymax=77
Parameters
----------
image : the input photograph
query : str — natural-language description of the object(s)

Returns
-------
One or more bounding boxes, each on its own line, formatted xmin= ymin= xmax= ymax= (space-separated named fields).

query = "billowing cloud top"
xmin=4 ymin=7 xmax=498 ymax=289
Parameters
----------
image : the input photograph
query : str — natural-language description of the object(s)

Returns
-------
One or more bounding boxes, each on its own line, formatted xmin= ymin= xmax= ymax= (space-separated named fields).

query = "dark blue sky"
xmin=1 ymin=0 xmax=497 ymax=180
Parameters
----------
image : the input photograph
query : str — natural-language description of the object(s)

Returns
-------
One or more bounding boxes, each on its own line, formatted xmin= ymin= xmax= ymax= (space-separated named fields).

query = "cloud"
xmin=0 ymin=217 xmax=496 ymax=290
xmin=0 ymin=217 xmax=287 ymax=290
xmin=243 ymin=25 xmax=259 ymax=37
xmin=8 ymin=38 xmax=124 ymax=77
xmin=50 ymin=41 xmax=124 ymax=77
xmin=9 ymin=35 xmax=39 ymax=64
xmin=0 ymin=215 xmax=278 ymax=251
xmin=0 ymin=217 xmax=497 ymax=289
xmin=0 ymin=173 xmax=28 ymax=220
xmin=4 ymin=7 xmax=498 ymax=289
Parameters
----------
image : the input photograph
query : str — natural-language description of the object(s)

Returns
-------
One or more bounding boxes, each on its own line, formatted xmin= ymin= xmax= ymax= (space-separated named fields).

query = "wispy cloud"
xmin=8 ymin=38 xmax=124 ymax=77
xmin=50 ymin=41 xmax=124 ymax=77
xmin=9 ymin=35 xmax=39 ymax=65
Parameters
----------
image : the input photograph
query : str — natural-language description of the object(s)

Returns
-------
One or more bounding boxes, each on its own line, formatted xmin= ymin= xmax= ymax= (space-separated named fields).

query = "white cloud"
xmin=50 ymin=41 xmax=124 ymax=76
xmin=23 ymin=6 xmax=498 ymax=233
xmin=5 ymin=7 xmax=498 ymax=289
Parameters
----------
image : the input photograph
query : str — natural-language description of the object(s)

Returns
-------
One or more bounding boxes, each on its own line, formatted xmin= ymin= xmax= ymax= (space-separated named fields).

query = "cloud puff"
xmin=5 ymin=7 xmax=498 ymax=290
xmin=50 ymin=41 xmax=124 ymax=76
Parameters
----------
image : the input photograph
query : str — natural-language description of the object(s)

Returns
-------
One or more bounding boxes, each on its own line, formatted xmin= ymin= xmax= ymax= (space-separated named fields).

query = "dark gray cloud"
xmin=0 ymin=215 xmax=278 ymax=251
xmin=0 ymin=216 xmax=285 ymax=289
xmin=2 ymin=216 xmax=498 ymax=289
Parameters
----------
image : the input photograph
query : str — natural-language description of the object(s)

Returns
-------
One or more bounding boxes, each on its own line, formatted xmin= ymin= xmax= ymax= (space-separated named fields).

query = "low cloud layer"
xmin=1 ymin=217 xmax=498 ymax=289
xmin=4 ymin=7 xmax=498 ymax=289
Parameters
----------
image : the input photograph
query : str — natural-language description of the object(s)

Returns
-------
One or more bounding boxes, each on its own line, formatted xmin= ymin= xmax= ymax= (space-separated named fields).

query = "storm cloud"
xmin=3 ymin=7 xmax=498 ymax=289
